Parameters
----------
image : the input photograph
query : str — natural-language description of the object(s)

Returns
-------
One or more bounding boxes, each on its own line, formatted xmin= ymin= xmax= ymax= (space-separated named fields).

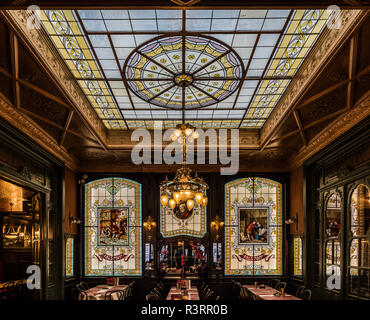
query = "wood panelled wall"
xmin=289 ymin=166 xmax=304 ymax=234
xmin=64 ymin=168 xmax=78 ymax=235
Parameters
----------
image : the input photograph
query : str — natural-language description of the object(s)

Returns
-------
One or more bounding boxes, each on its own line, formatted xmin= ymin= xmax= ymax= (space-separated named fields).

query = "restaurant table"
xmin=80 ymin=284 xmax=128 ymax=300
xmin=244 ymin=285 xmax=301 ymax=300
xmin=166 ymin=286 xmax=200 ymax=300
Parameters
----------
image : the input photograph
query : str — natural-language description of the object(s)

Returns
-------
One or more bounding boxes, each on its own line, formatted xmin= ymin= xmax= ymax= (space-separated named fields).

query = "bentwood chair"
xmin=301 ymin=289 xmax=312 ymax=300
xmin=146 ymin=292 xmax=161 ymax=300
xmin=275 ymin=281 xmax=287 ymax=291
xmin=79 ymin=282 xmax=89 ymax=291
xmin=104 ymin=289 xmax=124 ymax=300
xmin=246 ymin=290 xmax=257 ymax=301
xmin=269 ymin=279 xmax=281 ymax=289
xmin=76 ymin=283 xmax=88 ymax=300
xmin=296 ymin=286 xmax=306 ymax=298
xmin=153 ymin=287 xmax=165 ymax=299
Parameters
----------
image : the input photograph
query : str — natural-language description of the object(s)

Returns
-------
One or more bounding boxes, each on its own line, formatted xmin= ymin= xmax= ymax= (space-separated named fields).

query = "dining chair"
xmin=296 ymin=286 xmax=306 ymax=298
xmin=205 ymin=290 xmax=215 ymax=300
xmin=76 ymin=283 xmax=86 ymax=293
xmin=246 ymin=290 xmax=257 ymax=301
xmin=153 ymin=287 xmax=165 ymax=299
xmin=146 ymin=293 xmax=160 ymax=300
xmin=276 ymin=281 xmax=286 ymax=291
xmin=301 ymin=289 xmax=312 ymax=300
xmin=269 ymin=279 xmax=281 ymax=289
xmin=239 ymin=286 xmax=248 ymax=299
xmin=105 ymin=289 xmax=124 ymax=300
xmin=80 ymin=282 xmax=89 ymax=291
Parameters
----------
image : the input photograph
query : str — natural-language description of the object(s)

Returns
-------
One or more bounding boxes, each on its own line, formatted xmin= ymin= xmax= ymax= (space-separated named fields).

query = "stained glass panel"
xmin=160 ymin=192 xmax=207 ymax=238
xmin=65 ymin=237 xmax=74 ymax=277
xmin=224 ymin=177 xmax=283 ymax=275
xmin=84 ymin=178 xmax=142 ymax=276
xmin=40 ymin=9 xmax=332 ymax=129
xmin=293 ymin=237 xmax=303 ymax=277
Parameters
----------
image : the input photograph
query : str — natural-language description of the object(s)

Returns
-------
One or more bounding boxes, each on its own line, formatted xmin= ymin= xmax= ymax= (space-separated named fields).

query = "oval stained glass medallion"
xmin=123 ymin=35 xmax=244 ymax=109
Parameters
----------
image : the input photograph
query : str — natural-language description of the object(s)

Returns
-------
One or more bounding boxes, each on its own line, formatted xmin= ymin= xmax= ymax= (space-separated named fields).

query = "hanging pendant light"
xmin=160 ymin=123 xmax=208 ymax=218
xmin=160 ymin=194 xmax=169 ymax=207
xmin=195 ymin=192 xmax=204 ymax=205
xmin=173 ymin=191 xmax=181 ymax=203
xmin=168 ymin=198 xmax=176 ymax=210
xmin=186 ymin=199 xmax=195 ymax=211
xmin=201 ymin=196 xmax=208 ymax=207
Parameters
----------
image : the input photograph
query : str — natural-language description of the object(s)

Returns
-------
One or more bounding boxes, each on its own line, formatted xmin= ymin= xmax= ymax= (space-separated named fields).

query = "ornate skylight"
xmin=40 ymin=9 xmax=331 ymax=130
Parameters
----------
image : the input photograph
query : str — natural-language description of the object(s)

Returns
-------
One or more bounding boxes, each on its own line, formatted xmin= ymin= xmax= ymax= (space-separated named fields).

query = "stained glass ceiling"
xmin=40 ymin=9 xmax=331 ymax=130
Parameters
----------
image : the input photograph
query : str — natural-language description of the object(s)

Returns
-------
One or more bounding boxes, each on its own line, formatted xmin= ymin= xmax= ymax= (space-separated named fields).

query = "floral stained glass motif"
xmin=65 ymin=237 xmax=74 ymax=277
xmin=224 ymin=177 xmax=283 ymax=275
xmin=124 ymin=35 xmax=243 ymax=109
xmin=84 ymin=178 xmax=142 ymax=276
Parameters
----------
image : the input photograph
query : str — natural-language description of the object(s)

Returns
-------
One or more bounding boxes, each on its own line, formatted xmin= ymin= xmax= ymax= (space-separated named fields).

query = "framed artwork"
xmin=98 ymin=208 xmax=129 ymax=246
xmin=239 ymin=208 xmax=269 ymax=245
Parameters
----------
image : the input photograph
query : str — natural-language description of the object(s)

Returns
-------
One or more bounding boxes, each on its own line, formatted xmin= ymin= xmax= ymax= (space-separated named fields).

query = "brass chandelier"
xmin=160 ymin=123 xmax=208 ymax=215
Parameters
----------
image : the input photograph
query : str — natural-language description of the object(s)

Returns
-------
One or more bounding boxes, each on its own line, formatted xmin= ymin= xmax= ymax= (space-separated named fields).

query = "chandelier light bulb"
xmin=160 ymin=194 xmax=169 ymax=207
xmin=195 ymin=192 xmax=203 ymax=205
xmin=173 ymin=191 xmax=181 ymax=203
xmin=186 ymin=199 xmax=195 ymax=211
xmin=185 ymin=128 xmax=193 ymax=136
xmin=174 ymin=129 xmax=181 ymax=137
xmin=201 ymin=196 xmax=208 ymax=207
xmin=169 ymin=198 xmax=176 ymax=210
xmin=177 ymin=137 xmax=183 ymax=144
xmin=192 ymin=131 xmax=199 ymax=139
xmin=171 ymin=135 xmax=177 ymax=142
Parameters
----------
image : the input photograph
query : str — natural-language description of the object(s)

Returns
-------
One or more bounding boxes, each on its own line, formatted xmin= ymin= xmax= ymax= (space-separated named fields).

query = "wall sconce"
xmin=78 ymin=173 xmax=89 ymax=185
xmin=143 ymin=216 xmax=156 ymax=232
xmin=211 ymin=215 xmax=224 ymax=232
xmin=69 ymin=211 xmax=81 ymax=226
xmin=285 ymin=213 xmax=298 ymax=230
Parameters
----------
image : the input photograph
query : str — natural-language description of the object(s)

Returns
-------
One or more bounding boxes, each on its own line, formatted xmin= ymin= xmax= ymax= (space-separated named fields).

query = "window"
xmin=224 ymin=177 xmax=283 ymax=275
xmin=84 ymin=178 xmax=142 ymax=276
xmin=293 ymin=236 xmax=303 ymax=277
xmin=348 ymin=184 xmax=370 ymax=299
xmin=145 ymin=243 xmax=154 ymax=270
xmin=213 ymin=243 xmax=222 ymax=269
xmin=324 ymin=193 xmax=341 ymax=287
xmin=65 ymin=237 xmax=74 ymax=278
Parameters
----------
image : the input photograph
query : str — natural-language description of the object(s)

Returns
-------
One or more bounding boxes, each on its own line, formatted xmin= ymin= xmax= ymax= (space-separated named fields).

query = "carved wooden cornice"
xmin=1 ymin=10 xmax=108 ymax=146
xmin=0 ymin=92 xmax=79 ymax=170
xmin=260 ymin=9 xmax=368 ymax=148
xmin=290 ymin=90 xmax=370 ymax=170
xmin=106 ymin=129 xmax=260 ymax=149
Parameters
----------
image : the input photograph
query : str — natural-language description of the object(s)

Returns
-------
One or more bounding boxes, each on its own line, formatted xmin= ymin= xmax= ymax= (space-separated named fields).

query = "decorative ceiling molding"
xmin=1 ymin=10 xmax=108 ymax=146
xmin=260 ymin=9 xmax=368 ymax=148
xmin=170 ymin=0 xmax=201 ymax=6
xmin=0 ymin=92 xmax=79 ymax=170
xmin=290 ymin=89 xmax=370 ymax=170
xmin=106 ymin=129 xmax=260 ymax=149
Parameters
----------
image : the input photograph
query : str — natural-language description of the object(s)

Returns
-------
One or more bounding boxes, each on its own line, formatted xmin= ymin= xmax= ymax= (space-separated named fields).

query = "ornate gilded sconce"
xmin=143 ymin=216 xmax=156 ymax=240
xmin=211 ymin=215 xmax=224 ymax=240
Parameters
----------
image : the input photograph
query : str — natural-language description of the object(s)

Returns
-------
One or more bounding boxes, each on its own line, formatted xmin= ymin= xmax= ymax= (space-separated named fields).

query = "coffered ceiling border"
xmin=0 ymin=92 xmax=79 ymax=170
xmin=260 ymin=9 xmax=368 ymax=148
xmin=290 ymin=89 xmax=370 ymax=169
xmin=1 ymin=9 xmax=108 ymax=147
